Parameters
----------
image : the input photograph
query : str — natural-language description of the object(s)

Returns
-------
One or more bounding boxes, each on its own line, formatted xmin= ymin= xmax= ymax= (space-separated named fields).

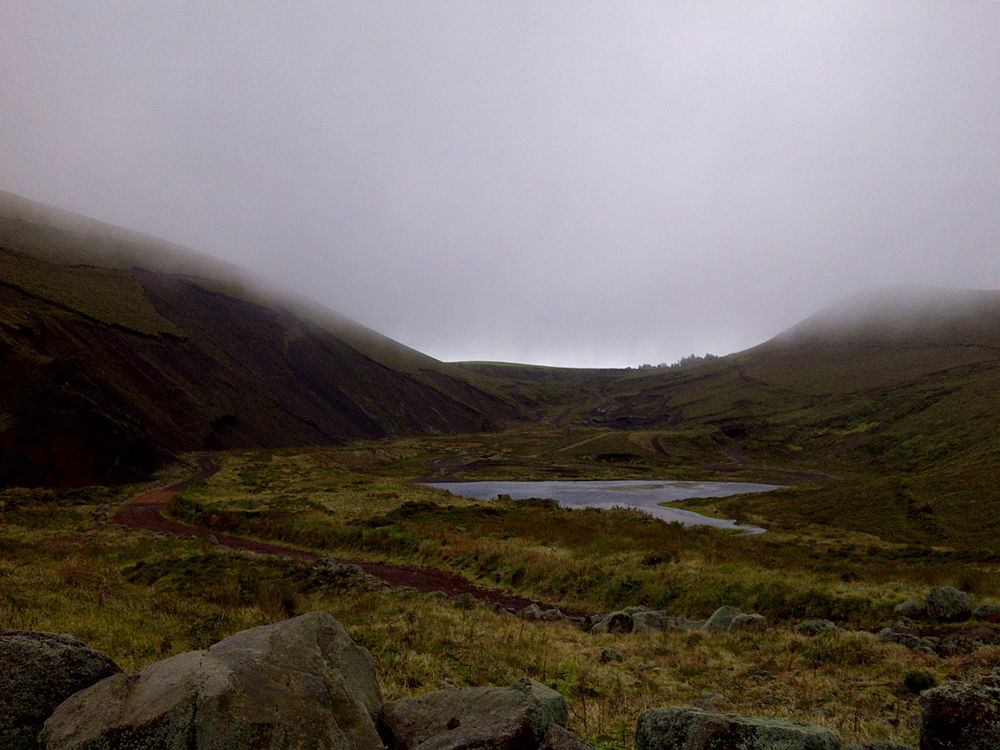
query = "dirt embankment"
xmin=114 ymin=457 xmax=573 ymax=614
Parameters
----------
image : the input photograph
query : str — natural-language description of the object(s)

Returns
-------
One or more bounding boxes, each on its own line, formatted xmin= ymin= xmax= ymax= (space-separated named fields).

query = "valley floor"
xmin=3 ymin=428 xmax=999 ymax=748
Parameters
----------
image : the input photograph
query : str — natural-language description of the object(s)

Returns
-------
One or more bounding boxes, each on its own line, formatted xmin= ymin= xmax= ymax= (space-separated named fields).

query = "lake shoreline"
xmin=421 ymin=479 xmax=781 ymax=534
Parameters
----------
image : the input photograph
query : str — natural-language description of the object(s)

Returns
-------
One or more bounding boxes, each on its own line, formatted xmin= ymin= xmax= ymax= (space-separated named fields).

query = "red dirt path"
xmin=113 ymin=456 xmax=575 ymax=615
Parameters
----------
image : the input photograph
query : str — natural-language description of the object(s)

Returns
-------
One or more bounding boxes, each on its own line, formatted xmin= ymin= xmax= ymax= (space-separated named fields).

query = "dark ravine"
xmin=114 ymin=457 xmax=578 ymax=615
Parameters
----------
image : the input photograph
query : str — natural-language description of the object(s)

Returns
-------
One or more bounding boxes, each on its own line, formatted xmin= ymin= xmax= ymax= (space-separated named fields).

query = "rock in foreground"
xmin=380 ymin=677 xmax=569 ymax=750
xmin=0 ymin=631 xmax=121 ymax=750
xmin=635 ymin=706 xmax=841 ymax=750
xmin=41 ymin=611 xmax=383 ymax=750
xmin=919 ymin=674 xmax=1000 ymax=750
xmin=923 ymin=586 xmax=971 ymax=623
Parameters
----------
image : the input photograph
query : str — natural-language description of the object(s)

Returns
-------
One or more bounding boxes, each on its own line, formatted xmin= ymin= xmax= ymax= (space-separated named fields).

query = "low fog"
xmin=2 ymin=2 xmax=998 ymax=367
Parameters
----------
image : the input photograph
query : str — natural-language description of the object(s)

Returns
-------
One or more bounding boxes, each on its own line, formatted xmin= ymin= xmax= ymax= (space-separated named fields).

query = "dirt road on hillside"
xmin=114 ymin=457 xmax=574 ymax=614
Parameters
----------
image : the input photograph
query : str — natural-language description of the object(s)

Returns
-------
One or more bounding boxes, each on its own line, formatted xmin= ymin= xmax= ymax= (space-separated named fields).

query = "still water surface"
xmin=422 ymin=480 xmax=782 ymax=534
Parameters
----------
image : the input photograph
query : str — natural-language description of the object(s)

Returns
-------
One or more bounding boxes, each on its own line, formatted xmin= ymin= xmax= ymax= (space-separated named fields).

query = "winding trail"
xmin=113 ymin=456 xmax=574 ymax=614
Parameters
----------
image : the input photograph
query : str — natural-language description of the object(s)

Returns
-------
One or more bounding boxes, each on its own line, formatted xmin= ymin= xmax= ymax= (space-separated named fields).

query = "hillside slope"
xmin=0 ymin=191 xmax=520 ymax=486
xmin=578 ymin=287 xmax=1000 ymax=550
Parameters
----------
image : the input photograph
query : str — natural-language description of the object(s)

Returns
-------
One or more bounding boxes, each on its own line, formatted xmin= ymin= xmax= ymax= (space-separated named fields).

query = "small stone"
xmin=728 ymin=613 xmax=767 ymax=633
xmin=453 ymin=592 xmax=476 ymax=609
xmin=703 ymin=606 xmax=743 ymax=633
xmin=936 ymin=633 xmax=984 ymax=657
xmin=973 ymin=603 xmax=1000 ymax=621
xmin=894 ymin=598 xmax=926 ymax=619
xmin=794 ymin=619 xmax=840 ymax=637
xmin=599 ymin=648 xmax=624 ymax=664
xmin=518 ymin=603 xmax=544 ymax=620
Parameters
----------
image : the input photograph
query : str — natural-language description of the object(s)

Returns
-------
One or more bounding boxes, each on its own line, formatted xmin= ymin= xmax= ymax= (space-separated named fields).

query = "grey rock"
xmin=924 ymin=586 xmax=972 ymax=622
xmin=794 ymin=620 xmax=840 ymax=637
xmin=973 ymin=603 xmax=1000 ymax=620
xmin=843 ymin=744 xmax=915 ymax=750
xmin=703 ymin=606 xmax=744 ymax=633
xmin=894 ymin=634 xmax=924 ymax=650
xmin=635 ymin=706 xmax=841 ymax=750
xmin=662 ymin=616 xmax=704 ymax=631
xmin=453 ymin=593 xmax=476 ymax=609
xmin=599 ymin=648 xmax=624 ymax=664
xmin=590 ymin=606 xmax=675 ymax=634
xmin=311 ymin=559 xmax=381 ymax=591
xmin=380 ymin=677 xmax=568 ymax=750
xmin=518 ymin=604 xmax=545 ymax=620
xmin=590 ymin=610 xmax=635 ymax=634
xmin=878 ymin=628 xmax=897 ymax=643
xmin=935 ymin=633 xmax=984 ymax=657
xmin=41 ymin=611 xmax=383 ymax=750
xmin=630 ymin=609 xmax=671 ymax=633
xmin=893 ymin=599 xmax=926 ymax=620
xmin=729 ymin=613 xmax=768 ymax=633
xmin=538 ymin=724 xmax=597 ymax=750
xmin=920 ymin=676 xmax=1000 ymax=749
xmin=879 ymin=623 xmax=925 ymax=649
xmin=518 ymin=604 xmax=563 ymax=622
xmin=0 ymin=631 xmax=121 ymax=750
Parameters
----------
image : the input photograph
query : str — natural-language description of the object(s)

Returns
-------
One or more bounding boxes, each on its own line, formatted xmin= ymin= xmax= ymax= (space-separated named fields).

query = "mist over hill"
xmin=1 ymin=190 xmax=998 ymax=512
xmin=0 ymin=191 xmax=521 ymax=486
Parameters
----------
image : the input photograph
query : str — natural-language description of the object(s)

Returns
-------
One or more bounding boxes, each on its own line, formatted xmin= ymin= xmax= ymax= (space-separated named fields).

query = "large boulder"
xmin=380 ymin=677 xmax=568 ymax=750
xmin=0 ymin=631 xmax=121 ymax=750
xmin=635 ymin=706 xmax=841 ymax=749
xmin=702 ymin=606 xmax=743 ymax=634
xmin=41 ymin=611 xmax=383 ymax=750
xmin=924 ymin=586 xmax=972 ymax=622
xmin=919 ymin=675 xmax=1000 ymax=749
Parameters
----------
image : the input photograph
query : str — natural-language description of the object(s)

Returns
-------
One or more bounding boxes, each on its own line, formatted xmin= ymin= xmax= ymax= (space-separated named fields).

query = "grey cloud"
xmin=1 ymin=1 xmax=997 ymax=367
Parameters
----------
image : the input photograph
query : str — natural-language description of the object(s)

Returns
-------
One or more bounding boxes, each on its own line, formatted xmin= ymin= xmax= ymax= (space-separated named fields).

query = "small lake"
xmin=421 ymin=480 xmax=782 ymax=534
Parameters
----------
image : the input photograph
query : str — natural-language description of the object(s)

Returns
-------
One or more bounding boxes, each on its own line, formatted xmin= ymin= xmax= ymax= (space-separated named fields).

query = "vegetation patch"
xmin=0 ymin=248 xmax=182 ymax=336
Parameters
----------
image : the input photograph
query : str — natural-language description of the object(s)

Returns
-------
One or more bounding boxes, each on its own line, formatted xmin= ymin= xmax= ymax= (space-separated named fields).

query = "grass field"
xmin=3 ymin=446 xmax=990 ymax=748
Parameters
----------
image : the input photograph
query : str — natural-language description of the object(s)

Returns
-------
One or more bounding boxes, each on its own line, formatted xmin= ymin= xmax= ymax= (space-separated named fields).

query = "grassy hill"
xmin=0 ymin=191 xmax=523 ymax=486
xmin=565 ymin=287 xmax=1000 ymax=552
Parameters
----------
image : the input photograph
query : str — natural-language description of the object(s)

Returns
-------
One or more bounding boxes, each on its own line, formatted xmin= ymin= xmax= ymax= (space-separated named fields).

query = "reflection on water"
xmin=421 ymin=479 xmax=781 ymax=534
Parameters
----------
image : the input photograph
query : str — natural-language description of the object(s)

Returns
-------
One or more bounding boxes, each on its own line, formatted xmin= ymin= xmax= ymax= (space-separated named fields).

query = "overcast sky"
xmin=2 ymin=2 xmax=998 ymax=367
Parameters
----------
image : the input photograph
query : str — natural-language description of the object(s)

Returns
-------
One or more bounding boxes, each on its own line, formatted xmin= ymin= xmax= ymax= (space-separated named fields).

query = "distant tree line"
xmin=631 ymin=353 xmax=718 ymax=371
